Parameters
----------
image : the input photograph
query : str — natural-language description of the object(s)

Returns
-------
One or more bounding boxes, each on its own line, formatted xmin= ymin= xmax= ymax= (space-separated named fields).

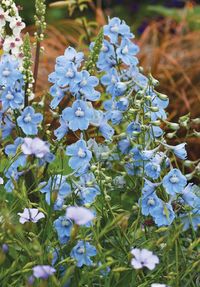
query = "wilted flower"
xmin=18 ymin=208 xmax=45 ymax=224
xmin=66 ymin=206 xmax=95 ymax=225
xmin=32 ymin=265 xmax=56 ymax=279
xmin=21 ymin=137 xmax=50 ymax=158
xmin=131 ymin=248 xmax=159 ymax=270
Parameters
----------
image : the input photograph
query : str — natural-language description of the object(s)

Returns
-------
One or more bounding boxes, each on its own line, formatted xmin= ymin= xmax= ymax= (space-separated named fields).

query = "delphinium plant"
xmin=0 ymin=1 xmax=200 ymax=287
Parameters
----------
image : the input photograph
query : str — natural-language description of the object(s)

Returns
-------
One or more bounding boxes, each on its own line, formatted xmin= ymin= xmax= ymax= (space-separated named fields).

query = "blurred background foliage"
xmin=15 ymin=0 xmax=200 ymax=160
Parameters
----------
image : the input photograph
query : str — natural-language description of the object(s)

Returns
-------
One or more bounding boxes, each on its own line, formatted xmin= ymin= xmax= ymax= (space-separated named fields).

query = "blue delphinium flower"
xmin=54 ymin=116 xmax=69 ymax=140
xmin=180 ymin=209 xmax=200 ymax=231
xmin=54 ymin=216 xmax=73 ymax=243
xmin=17 ymin=106 xmax=43 ymax=135
xmin=145 ymin=161 xmax=161 ymax=180
xmin=0 ymin=114 xmax=15 ymax=139
xmin=5 ymin=137 xmax=24 ymax=156
xmin=40 ymin=175 xmax=71 ymax=205
xmin=116 ymin=38 xmax=139 ymax=66
xmin=126 ymin=121 xmax=141 ymax=137
xmin=66 ymin=138 xmax=92 ymax=170
xmin=152 ymin=203 xmax=175 ymax=226
xmin=1 ymin=86 xmax=24 ymax=111
xmin=118 ymin=138 xmax=131 ymax=154
xmin=77 ymin=173 xmax=100 ymax=204
xmin=141 ymin=188 xmax=162 ymax=216
xmin=70 ymin=70 xmax=100 ymax=101
xmin=104 ymin=17 xmax=133 ymax=44
xmin=49 ymin=84 xmax=66 ymax=109
xmin=62 ymin=100 xmax=93 ymax=131
xmin=101 ymin=68 xmax=126 ymax=97
xmin=56 ymin=46 xmax=84 ymax=68
xmin=162 ymin=168 xmax=187 ymax=195
xmin=163 ymin=143 xmax=187 ymax=160
xmin=70 ymin=241 xmax=97 ymax=267
xmin=0 ymin=54 xmax=22 ymax=86
xmin=181 ymin=184 xmax=200 ymax=208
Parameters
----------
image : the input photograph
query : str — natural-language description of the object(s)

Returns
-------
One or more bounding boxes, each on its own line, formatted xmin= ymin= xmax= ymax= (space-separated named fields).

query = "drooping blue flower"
xmin=1 ymin=114 xmax=15 ymax=139
xmin=66 ymin=139 xmax=92 ymax=170
xmin=118 ymin=138 xmax=131 ymax=154
xmin=49 ymin=84 xmax=66 ymax=109
xmin=95 ymin=39 xmax=116 ymax=70
xmin=70 ymin=241 xmax=97 ymax=267
xmin=152 ymin=203 xmax=175 ymax=226
xmin=40 ymin=175 xmax=71 ymax=205
xmin=116 ymin=37 xmax=139 ymax=66
xmin=17 ymin=106 xmax=43 ymax=135
xmin=54 ymin=216 xmax=73 ymax=243
xmin=54 ymin=116 xmax=69 ymax=140
xmin=181 ymin=184 xmax=200 ymax=208
xmin=62 ymin=100 xmax=93 ymax=131
xmin=162 ymin=168 xmax=187 ymax=195
xmin=104 ymin=17 xmax=133 ymax=44
xmin=90 ymin=110 xmax=114 ymax=140
xmin=164 ymin=143 xmax=187 ymax=160
xmin=70 ymin=70 xmax=100 ymax=101
xmin=180 ymin=209 xmax=200 ymax=231
xmin=116 ymin=97 xmax=129 ymax=111
xmin=77 ymin=173 xmax=100 ymax=204
xmin=126 ymin=121 xmax=141 ymax=137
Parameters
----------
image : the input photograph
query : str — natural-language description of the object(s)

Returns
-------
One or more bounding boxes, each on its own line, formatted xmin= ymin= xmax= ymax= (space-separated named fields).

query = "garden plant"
xmin=0 ymin=0 xmax=200 ymax=286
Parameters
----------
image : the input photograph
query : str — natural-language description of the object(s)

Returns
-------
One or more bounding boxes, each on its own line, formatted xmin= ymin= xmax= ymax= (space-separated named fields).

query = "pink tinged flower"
xmin=130 ymin=248 xmax=159 ymax=270
xmin=9 ymin=17 xmax=25 ymax=36
xmin=21 ymin=137 xmax=50 ymax=158
xmin=66 ymin=206 xmax=95 ymax=225
xmin=33 ymin=265 xmax=56 ymax=279
xmin=18 ymin=208 xmax=45 ymax=224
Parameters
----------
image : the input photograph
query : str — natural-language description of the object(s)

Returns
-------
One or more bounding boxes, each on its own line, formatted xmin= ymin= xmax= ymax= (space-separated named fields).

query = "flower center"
xmin=75 ymin=107 xmax=85 ymax=117
xmin=66 ymin=69 xmax=74 ymax=78
xmin=2 ymin=68 xmax=10 ymax=77
xmin=0 ymin=14 xmax=5 ymax=20
xmin=10 ymin=42 xmax=15 ymax=48
xmin=110 ymin=25 xmax=119 ymax=33
xmin=78 ymin=148 xmax=86 ymax=158
xmin=62 ymin=219 xmax=70 ymax=227
xmin=101 ymin=44 xmax=108 ymax=52
xmin=111 ymin=76 xmax=117 ymax=84
xmin=77 ymin=247 xmax=85 ymax=254
xmin=122 ymin=45 xmax=129 ymax=55
xmin=6 ymin=92 xmax=14 ymax=100
xmin=169 ymin=175 xmax=179 ymax=184
xmin=81 ymin=79 xmax=87 ymax=86
xmin=24 ymin=113 xmax=32 ymax=123
xmin=147 ymin=198 xmax=155 ymax=206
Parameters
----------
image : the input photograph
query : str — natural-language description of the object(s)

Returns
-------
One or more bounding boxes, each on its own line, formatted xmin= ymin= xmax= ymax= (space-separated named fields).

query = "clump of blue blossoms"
xmin=1 ymin=6 xmax=200 ymax=286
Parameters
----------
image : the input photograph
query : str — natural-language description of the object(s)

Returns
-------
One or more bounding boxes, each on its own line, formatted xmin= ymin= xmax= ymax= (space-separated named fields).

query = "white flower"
xmin=3 ymin=35 xmax=22 ymax=55
xmin=18 ymin=208 xmax=45 ymax=224
xmin=66 ymin=206 xmax=95 ymax=225
xmin=21 ymin=138 xmax=50 ymax=158
xmin=130 ymin=248 xmax=159 ymax=270
xmin=0 ymin=177 xmax=4 ymax=185
xmin=9 ymin=17 xmax=25 ymax=36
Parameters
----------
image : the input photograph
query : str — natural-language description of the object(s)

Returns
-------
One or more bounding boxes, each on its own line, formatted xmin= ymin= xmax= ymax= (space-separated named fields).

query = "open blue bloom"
xmin=145 ymin=161 xmax=161 ymax=180
xmin=152 ymin=203 xmax=175 ymax=226
xmin=162 ymin=168 xmax=187 ymax=195
xmin=104 ymin=17 xmax=133 ymax=44
xmin=54 ymin=62 xmax=80 ymax=88
xmin=76 ymin=173 xmax=100 ymax=204
xmin=0 ymin=54 xmax=22 ymax=87
xmin=101 ymin=68 xmax=126 ymax=97
xmin=54 ymin=216 xmax=73 ymax=243
xmin=1 ymin=86 xmax=24 ymax=111
xmin=71 ymin=70 xmax=100 ymax=101
xmin=90 ymin=110 xmax=114 ymax=140
xmin=116 ymin=38 xmax=139 ymax=66
xmin=95 ymin=39 xmax=116 ymax=70
xmin=70 ymin=241 xmax=97 ymax=267
xmin=17 ymin=106 xmax=43 ymax=135
xmin=62 ymin=100 xmax=93 ymax=131
xmin=180 ymin=209 xmax=200 ymax=231
xmin=141 ymin=188 xmax=162 ymax=216
xmin=66 ymin=139 xmax=92 ymax=170
xmin=56 ymin=46 xmax=84 ymax=68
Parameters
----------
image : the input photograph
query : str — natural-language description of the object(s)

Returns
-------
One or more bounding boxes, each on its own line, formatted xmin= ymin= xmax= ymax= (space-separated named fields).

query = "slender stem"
xmin=33 ymin=39 xmax=41 ymax=93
